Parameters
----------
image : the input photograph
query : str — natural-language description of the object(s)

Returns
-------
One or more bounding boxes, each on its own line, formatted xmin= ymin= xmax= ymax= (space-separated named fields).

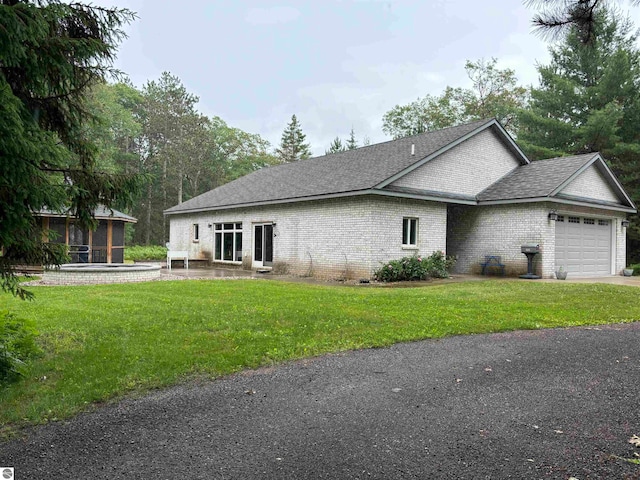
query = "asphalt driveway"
xmin=1 ymin=323 xmax=639 ymax=479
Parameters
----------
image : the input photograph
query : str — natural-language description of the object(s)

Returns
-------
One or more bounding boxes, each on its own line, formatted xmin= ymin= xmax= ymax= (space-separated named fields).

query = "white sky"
xmin=94 ymin=0 xmax=640 ymax=156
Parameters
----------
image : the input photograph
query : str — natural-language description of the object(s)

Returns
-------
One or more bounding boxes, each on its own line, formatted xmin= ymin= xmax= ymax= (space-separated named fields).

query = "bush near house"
xmin=124 ymin=245 xmax=168 ymax=262
xmin=374 ymin=252 xmax=456 ymax=282
xmin=0 ymin=311 xmax=41 ymax=386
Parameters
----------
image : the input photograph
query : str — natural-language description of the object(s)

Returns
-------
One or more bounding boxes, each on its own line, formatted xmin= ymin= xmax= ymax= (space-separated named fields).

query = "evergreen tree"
xmin=275 ymin=114 xmax=311 ymax=162
xmin=346 ymin=128 xmax=358 ymax=150
xmin=0 ymin=0 xmax=141 ymax=298
xmin=326 ymin=137 xmax=345 ymax=155
xmin=519 ymin=8 xmax=640 ymax=261
xmin=527 ymin=0 xmax=639 ymax=44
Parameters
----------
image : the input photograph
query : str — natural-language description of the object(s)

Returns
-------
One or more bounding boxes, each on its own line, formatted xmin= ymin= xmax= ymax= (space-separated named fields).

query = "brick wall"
xmin=447 ymin=202 xmax=626 ymax=278
xmin=391 ymin=128 xmax=521 ymax=196
xmin=560 ymin=165 xmax=620 ymax=203
xmin=168 ymin=195 xmax=446 ymax=280
xmin=42 ymin=266 xmax=161 ymax=285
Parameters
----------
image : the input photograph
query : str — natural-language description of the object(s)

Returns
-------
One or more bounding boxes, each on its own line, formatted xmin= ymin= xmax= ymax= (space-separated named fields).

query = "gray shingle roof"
xmin=477 ymin=153 xmax=597 ymax=201
xmin=37 ymin=206 xmax=137 ymax=223
xmin=165 ymin=118 xmax=499 ymax=214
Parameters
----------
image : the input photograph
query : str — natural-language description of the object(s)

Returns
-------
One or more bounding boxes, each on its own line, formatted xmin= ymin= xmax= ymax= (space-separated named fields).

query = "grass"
xmin=124 ymin=245 xmax=167 ymax=261
xmin=1 ymin=279 xmax=639 ymax=435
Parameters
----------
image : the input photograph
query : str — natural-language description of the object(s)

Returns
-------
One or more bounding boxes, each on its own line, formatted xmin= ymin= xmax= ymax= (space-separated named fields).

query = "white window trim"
xmin=402 ymin=217 xmax=418 ymax=248
xmin=214 ymin=222 xmax=243 ymax=263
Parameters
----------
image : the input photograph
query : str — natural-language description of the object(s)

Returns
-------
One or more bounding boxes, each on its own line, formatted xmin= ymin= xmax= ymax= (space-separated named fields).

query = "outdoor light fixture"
xmin=548 ymin=211 xmax=558 ymax=221
xmin=622 ymin=219 xmax=630 ymax=228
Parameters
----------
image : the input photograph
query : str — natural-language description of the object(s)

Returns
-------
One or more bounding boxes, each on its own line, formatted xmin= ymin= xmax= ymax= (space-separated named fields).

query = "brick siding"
xmin=391 ymin=129 xmax=521 ymax=196
xmin=447 ymin=202 xmax=626 ymax=278
xmin=169 ymin=196 xmax=446 ymax=280
xmin=560 ymin=165 xmax=620 ymax=203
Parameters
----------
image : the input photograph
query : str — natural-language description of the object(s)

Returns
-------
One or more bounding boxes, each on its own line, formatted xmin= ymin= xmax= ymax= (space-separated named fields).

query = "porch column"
xmin=107 ymin=220 xmax=113 ymax=263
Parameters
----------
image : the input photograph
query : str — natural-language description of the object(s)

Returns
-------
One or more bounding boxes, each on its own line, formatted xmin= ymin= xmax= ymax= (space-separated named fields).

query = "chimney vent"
xmin=411 ymin=144 xmax=415 ymax=155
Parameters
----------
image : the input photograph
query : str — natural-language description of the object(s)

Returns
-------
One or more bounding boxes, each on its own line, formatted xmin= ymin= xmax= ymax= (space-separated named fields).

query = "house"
xmin=164 ymin=118 xmax=636 ymax=279
xmin=37 ymin=206 xmax=136 ymax=264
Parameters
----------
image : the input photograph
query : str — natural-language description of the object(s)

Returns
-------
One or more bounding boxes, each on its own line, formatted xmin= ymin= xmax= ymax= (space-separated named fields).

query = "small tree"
xmin=325 ymin=137 xmax=345 ymax=155
xmin=275 ymin=114 xmax=312 ymax=162
xmin=346 ymin=127 xmax=358 ymax=150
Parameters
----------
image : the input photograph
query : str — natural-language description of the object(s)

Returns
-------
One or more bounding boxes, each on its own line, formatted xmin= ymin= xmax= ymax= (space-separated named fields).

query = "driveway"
xmin=1 ymin=324 xmax=640 ymax=479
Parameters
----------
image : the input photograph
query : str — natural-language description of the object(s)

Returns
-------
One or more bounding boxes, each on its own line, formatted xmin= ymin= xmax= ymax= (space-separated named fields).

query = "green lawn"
xmin=1 ymin=279 xmax=639 ymax=435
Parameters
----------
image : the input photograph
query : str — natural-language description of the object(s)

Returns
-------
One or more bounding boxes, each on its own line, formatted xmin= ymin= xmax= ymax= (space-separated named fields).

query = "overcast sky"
xmin=94 ymin=0 xmax=640 ymax=156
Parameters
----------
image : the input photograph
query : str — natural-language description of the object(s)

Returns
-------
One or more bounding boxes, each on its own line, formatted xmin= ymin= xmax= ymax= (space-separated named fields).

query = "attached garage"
xmin=555 ymin=215 xmax=612 ymax=276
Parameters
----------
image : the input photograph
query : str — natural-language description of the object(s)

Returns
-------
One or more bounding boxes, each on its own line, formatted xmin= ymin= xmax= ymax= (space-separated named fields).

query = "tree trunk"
xmin=144 ymin=182 xmax=152 ymax=246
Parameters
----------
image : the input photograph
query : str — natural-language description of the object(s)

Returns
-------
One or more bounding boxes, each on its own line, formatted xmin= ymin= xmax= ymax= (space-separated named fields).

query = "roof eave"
xmin=164 ymin=187 xmax=480 ymax=216
xmin=35 ymin=211 xmax=137 ymax=223
xmin=164 ymin=190 xmax=379 ymax=215
xmin=479 ymin=195 xmax=637 ymax=213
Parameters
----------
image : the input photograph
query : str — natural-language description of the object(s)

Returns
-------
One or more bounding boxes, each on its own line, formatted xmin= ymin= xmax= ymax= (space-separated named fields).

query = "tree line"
xmin=86 ymin=74 xmax=282 ymax=246
xmin=87 ymin=78 xmax=375 ymax=246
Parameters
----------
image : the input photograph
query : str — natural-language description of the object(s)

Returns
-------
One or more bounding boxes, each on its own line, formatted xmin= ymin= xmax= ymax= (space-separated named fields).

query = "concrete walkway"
xmin=162 ymin=266 xmax=640 ymax=287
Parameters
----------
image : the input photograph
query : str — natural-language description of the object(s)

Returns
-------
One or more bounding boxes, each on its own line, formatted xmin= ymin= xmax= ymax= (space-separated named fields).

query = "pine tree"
xmin=346 ymin=128 xmax=358 ymax=150
xmin=0 ymin=0 xmax=141 ymax=298
xmin=527 ymin=0 xmax=640 ymax=44
xmin=325 ymin=137 xmax=345 ymax=155
xmin=275 ymin=114 xmax=312 ymax=162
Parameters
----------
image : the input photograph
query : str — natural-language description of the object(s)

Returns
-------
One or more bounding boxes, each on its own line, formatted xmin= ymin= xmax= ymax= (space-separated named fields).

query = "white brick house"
xmin=165 ymin=119 xmax=636 ymax=279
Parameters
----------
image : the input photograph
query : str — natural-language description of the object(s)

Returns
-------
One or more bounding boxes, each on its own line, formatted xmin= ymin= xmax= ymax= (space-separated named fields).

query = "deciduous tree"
xmin=382 ymin=59 xmax=527 ymax=139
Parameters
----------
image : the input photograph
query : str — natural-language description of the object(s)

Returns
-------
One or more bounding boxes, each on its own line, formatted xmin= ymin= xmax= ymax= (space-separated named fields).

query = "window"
xmin=568 ymin=216 xmax=580 ymax=224
xmin=214 ymin=222 xmax=243 ymax=261
xmin=598 ymin=219 xmax=610 ymax=226
xmin=402 ymin=218 xmax=418 ymax=247
xmin=583 ymin=218 xmax=595 ymax=225
xmin=193 ymin=224 xmax=200 ymax=242
xmin=556 ymin=215 xmax=565 ymax=222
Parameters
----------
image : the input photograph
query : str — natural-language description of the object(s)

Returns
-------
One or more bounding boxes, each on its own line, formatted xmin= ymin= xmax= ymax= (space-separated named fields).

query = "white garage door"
xmin=555 ymin=215 xmax=612 ymax=276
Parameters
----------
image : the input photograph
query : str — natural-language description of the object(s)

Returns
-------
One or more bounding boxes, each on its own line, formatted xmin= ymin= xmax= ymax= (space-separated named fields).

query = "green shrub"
xmin=629 ymin=264 xmax=640 ymax=276
xmin=0 ymin=311 xmax=41 ymax=386
xmin=124 ymin=245 xmax=168 ymax=262
xmin=374 ymin=251 xmax=456 ymax=282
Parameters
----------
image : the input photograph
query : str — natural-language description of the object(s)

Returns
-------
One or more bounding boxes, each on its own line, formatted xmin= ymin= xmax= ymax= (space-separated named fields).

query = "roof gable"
xmin=478 ymin=153 xmax=636 ymax=211
xmin=387 ymin=126 xmax=524 ymax=197
xmin=557 ymin=163 xmax=619 ymax=203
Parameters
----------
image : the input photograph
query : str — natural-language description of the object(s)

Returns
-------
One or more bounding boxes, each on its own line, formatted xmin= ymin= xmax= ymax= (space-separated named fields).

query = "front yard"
xmin=1 ymin=279 xmax=639 ymax=435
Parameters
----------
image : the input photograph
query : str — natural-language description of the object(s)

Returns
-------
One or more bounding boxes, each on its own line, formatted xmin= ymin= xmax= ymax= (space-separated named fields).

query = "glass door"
xmin=253 ymin=223 xmax=274 ymax=268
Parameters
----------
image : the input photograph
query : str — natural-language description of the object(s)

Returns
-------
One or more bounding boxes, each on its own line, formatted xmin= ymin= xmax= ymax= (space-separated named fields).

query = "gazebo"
xmin=37 ymin=206 xmax=137 ymax=264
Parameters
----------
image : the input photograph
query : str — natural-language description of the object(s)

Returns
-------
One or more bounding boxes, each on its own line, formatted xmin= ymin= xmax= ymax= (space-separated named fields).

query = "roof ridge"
xmin=531 ymin=152 xmax=599 ymax=163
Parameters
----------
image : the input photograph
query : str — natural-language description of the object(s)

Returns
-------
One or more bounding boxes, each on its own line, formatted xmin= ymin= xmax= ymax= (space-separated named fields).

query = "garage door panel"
xmin=555 ymin=216 xmax=611 ymax=276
